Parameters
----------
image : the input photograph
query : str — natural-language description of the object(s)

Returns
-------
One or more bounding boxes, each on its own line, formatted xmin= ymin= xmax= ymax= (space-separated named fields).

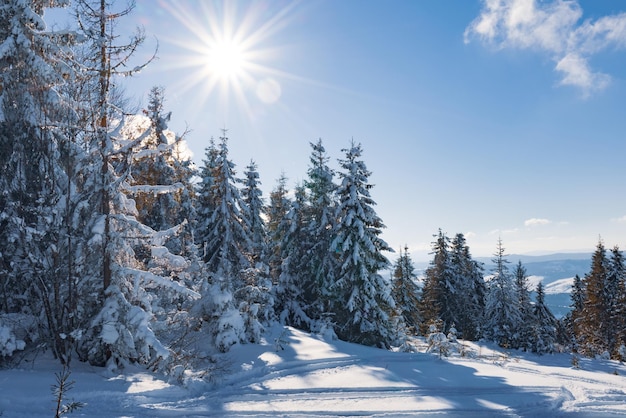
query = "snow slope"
xmin=2 ymin=326 xmax=626 ymax=417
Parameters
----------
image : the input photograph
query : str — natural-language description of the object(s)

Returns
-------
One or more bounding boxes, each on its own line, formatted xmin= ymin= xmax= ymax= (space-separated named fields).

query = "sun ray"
xmin=155 ymin=0 xmax=299 ymax=115
xmin=153 ymin=0 xmax=360 ymax=131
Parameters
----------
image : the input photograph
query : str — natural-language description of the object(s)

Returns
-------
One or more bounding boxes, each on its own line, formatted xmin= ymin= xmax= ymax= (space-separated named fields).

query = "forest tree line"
xmin=1 ymin=1 xmax=624 ymax=377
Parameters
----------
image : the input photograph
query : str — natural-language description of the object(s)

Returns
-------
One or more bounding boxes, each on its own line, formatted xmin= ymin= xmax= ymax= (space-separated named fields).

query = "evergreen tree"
xmin=242 ymin=160 xmax=267 ymax=265
xmin=198 ymin=131 xmax=273 ymax=351
xmin=579 ymin=240 xmax=610 ymax=357
xmin=132 ymin=87 xmax=176 ymax=229
xmin=531 ymin=282 xmax=557 ymax=354
xmin=237 ymin=160 xmax=273 ymax=343
xmin=303 ymin=139 xmax=337 ymax=322
xmin=70 ymin=0 xmax=197 ymax=369
xmin=449 ymin=233 xmax=485 ymax=340
xmin=275 ymin=184 xmax=312 ymax=329
xmin=391 ymin=245 xmax=422 ymax=334
xmin=607 ymin=246 xmax=625 ymax=357
xmin=419 ymin=230 xmax=452 ymax=335
xmin=195 ymin=137 xmax=219 ymax=251
xmin=513 ymin=261 xmax=533 ymax=350
xmin=330 ymin=141 xmax=396 ymax=347
xmin=199 ymin=131 xmax=252 ymax=279
xmin=0 ymin=0 xmax=77 ymax=363
xmin=266 ymin=173 xmax=291 ymax=285
xmin=567 ymin=274 xmax=585 ymax=352
xmin=483 ymin=239 xmax=521 ymax=348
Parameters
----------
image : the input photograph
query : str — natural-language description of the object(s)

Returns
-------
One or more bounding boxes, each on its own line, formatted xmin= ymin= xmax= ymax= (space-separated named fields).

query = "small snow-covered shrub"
xmin=426 ymin=323 xmax=450 ymax=358
xmin=0 ymin=324 xmax=25 ymax=358
xmin=0 ymin=315 xmax=31 ymax=360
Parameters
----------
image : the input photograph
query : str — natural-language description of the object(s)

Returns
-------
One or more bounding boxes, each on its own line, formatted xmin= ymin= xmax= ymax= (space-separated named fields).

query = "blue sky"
xmin=102 ymin=0 xmax=626 ymax=261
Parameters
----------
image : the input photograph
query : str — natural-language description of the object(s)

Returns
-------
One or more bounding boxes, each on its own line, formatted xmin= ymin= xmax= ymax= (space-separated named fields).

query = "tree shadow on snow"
xmin=201 ymin=327 xmax=571 ymax=417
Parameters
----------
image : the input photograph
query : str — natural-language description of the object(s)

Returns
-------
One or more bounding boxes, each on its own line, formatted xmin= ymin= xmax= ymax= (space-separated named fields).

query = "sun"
xmin=206 ymin=40 xmax=247 ymax=81
xmin=158 ymin=0 xmax=299 ymax=113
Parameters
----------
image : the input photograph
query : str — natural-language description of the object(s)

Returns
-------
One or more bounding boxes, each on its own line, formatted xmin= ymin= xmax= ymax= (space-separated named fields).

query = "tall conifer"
xmin=330 ymin=141 xmax=396 ymax=347
xmin=483 ymin=239 xmax=520 ymax=348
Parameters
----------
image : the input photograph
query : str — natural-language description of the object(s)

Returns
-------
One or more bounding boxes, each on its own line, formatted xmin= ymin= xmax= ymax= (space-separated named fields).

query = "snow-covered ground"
xmin=2 ymin=326 xmax=626 ymax=417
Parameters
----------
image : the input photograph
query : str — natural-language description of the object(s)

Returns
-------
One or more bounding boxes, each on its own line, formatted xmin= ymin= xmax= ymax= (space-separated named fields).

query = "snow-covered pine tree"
xmin=419 ymin=230 xmax=454 ymax=335
xmin=195 ymin=137 xmax=219 ymax=250
xmin=483 ymin=239 xmax=521 ymax=348
xmin=274 ymin=184 xmax=313 ymax=330
xmin=531 ymin=282 xmax=557 ymax=354
xmin=607 ymin=246 xmax=625 ymax=358
xmin=578 ymin=240 xmax=610 ymax=357
xmin=330 ymin=141 xmax=397 ymax=347
xmin=0 ymin=0 xmax=79 ymax=363
xmin=71 ymin=0 xmax=198 ymax=370
xmin=565 ymin=274 xmax=585 ymax=354
xmin=266 ymin=173 xmax=291 ymax=285
xmin=195 ymin=131 xmax=256 ymax=350
xmin=237 ymin=160 xmax=273 ymax=342
xmin=130 ymin=87 xmax=182 ymax=236
xmin=242 ymin=160 xmax=268 ymax=266
xmin=449 ymin=233 xmax=485 ymax=341
xmin=391 ymin=245 xmax=422 ymax=335
xmin=513 ymin=260 xmax=533 ymax=350
xmin=198 ymin=131 xmax=252 ymax=278
xmin=123 ymin=88 xmax=202 ymax=364
xmin=303 ymin=139 xmax=338 ymax=324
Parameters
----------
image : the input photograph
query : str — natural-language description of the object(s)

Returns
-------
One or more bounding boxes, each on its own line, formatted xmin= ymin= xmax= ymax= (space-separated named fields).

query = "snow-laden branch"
xmin=122 ymin=182 xmax=183 ymax=195
xmin=122 ymin=267 xmax=200 ymax=299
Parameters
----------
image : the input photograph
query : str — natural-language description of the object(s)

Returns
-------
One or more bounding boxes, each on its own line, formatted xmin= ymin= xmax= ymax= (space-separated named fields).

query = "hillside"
xmin=2 ymin=325 xmax=626 ymax=417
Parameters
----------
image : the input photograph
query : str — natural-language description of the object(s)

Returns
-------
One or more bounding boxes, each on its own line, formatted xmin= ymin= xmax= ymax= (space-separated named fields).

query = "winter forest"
xmin=2 ymin=0 xmax=626 ymax=385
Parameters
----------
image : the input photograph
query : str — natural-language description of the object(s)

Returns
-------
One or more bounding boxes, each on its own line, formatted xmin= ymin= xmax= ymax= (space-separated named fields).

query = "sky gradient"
xmin=83 ymin=0 xmax=626 ymax=261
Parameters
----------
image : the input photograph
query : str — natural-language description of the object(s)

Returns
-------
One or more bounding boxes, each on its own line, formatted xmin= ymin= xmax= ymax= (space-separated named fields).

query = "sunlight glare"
xmin=157 ymin=0 xmax=301 ymax=117
xmin=207 ymin=39 xmax=247 ymax=81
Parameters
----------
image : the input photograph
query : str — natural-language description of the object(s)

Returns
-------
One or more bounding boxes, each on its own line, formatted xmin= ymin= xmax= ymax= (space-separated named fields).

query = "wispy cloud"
xmin=612 ymin=215 xmax=626 ymax=224
xmin=524 ymin=218 xmax=551 ymax=227
xmin=465 ymin=0 xmax=626 ymax=95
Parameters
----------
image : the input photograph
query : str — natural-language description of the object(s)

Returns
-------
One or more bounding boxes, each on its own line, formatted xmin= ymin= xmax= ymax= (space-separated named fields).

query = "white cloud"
xmin=612 ymin=215 xmax=626 ymax=224
xmin=524 ymin=218 xmax=551 ymax=227
xmin=465 ymin=0 xmax=626 ymax=94
xmin=555 ymin=53 xmax=610 ymax=95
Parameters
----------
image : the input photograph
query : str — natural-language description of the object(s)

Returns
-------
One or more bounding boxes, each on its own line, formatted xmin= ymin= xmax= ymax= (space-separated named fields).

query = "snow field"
xmin=2 ymin=325 xmax=626 ymax=417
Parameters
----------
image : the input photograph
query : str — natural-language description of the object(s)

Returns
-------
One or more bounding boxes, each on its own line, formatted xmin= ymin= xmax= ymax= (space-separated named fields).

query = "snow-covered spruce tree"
xmin=565 ymin=274 xmax=585 ymax=353
xmin=607 ymin=246 xmax=625 ymax=358
xmin=419 ymin=230 xmax=455 ymax=335
xmin=302 ymin=139 xmax=338 ymax=326
xmin=275 ymin=184 xmax=313 ymax=330
xmin=0 ymin=0 xmax=80 ymax=363
xmin=391 ymin=245 xmax=422 ymax=335
xmin=449 ymin=233 xmax=485 ymax=341
xmin=129 ymin=86 xmax=195 ymax=250
xmin=195 ymin=131 xmax=263 ymax=351
xmin=330 ymin=141 xmax=397 ymax=347
xmin=195 ymin=137 xmax=219 ymax=247
xmin=237 ymin=160 xmax=273 ymax=342
xmin=242 ymin=160 xmax=267 ymax=265
xmin=513 ymin=261 xmax=533 ymax=350
xmin=578 ymin=240 xmax=610 ymax=357
xmin=482 ymin=239 xmax=521 ymax=349
xmin=71 ymin=0 xmax=199 ymax=370
xmin=197 ymin=132 xmax=252 ymax=278
xmin=531 ymin=282 xmax=557 ymax=354
xmin=266 ymin=173 xmax=291 ymax=285
xmin=123 ymin=88 xmax=202 ymax=364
